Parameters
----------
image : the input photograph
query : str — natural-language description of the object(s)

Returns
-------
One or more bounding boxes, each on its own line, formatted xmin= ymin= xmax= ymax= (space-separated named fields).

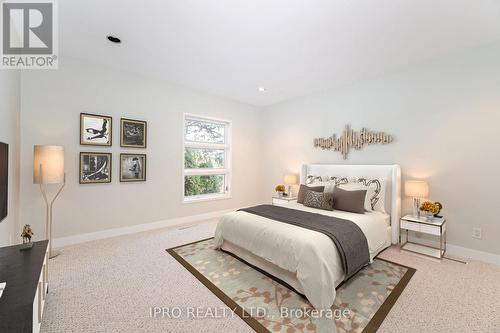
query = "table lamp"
xmin=283 ymin=174 xmax=298 ymax=197
xmin=405 ymin=180 xmax=429 ymax=218
xmin=33 ymin=145 xmax=65 ymax=258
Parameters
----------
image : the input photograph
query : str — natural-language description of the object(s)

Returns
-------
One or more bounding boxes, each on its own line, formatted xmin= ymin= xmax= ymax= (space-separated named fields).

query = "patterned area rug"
xmin=167 ymin=238 xmax=415 ymax=333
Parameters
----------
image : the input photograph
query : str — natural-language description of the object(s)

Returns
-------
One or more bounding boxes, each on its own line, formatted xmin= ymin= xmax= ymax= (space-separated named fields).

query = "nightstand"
xmin=399 ymin=214 xmax=446 ymax=259
xmin=272 ymin=196 xmax=297 ymax=205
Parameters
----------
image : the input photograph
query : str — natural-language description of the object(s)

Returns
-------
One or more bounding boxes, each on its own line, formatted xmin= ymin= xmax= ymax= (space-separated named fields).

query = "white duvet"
xmin=213 ymin=201 xmax=391 ymax=309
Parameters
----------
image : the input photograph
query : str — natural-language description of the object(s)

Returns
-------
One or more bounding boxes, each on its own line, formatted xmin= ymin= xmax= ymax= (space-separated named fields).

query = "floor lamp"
xmin=33 ymin=145 xmax=65 ymax=259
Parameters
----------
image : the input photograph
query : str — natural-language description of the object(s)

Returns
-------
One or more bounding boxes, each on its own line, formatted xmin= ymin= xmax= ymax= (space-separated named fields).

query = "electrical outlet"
xmin=472 ymin=227 xmax=482 ymax=239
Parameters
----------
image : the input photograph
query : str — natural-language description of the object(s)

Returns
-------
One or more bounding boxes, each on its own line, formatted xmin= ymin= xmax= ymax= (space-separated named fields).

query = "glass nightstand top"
xmin=402 ymin=214 xmax=445 ymax=226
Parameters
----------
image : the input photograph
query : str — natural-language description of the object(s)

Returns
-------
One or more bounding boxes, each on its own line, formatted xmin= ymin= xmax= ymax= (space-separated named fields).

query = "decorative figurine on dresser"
xmin=21 ymin=224 xmax=34 ymax=251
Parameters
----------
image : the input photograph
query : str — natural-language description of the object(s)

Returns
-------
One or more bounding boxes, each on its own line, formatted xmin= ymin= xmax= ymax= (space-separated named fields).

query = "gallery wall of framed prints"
xmin=79 ymin=113 xmax=147 ymax=184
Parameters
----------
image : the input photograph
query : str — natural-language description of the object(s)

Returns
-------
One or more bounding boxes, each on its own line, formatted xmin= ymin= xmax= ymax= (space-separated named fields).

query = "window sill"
xmin=183 ymin=193 xmax=232 ymax=204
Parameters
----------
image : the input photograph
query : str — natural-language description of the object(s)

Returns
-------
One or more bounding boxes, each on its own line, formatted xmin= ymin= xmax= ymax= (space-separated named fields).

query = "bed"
xmin=214 ymin=164 xmax=401 ymax=309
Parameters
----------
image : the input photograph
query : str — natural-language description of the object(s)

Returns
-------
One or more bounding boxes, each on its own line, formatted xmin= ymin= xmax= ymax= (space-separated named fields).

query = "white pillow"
xmin=306 ymin=175 xmax=324 ymax=184
xmin=371 ymin=179 xmax=386 ymax=213
xmin=308 ymin=181 xmax=336 ymax=194
xmin=306 ymin=175 xmax=340 ymax=194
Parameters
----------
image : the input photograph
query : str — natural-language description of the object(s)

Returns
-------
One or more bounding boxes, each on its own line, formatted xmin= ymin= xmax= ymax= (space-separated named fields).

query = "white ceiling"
xmin=60 ymin=0 xmax=500 ymax=106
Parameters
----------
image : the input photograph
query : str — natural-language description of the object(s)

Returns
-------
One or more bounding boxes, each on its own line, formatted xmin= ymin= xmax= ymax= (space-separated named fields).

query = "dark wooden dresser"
xmin=0 ymin=240 xmax=49 ymax=333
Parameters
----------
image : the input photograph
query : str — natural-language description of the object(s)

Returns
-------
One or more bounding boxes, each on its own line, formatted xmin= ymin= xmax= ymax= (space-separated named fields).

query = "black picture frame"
xmin=120 ymin=118 xmax=147 ymax=148
xmin=79 ymin=152 xmax=112 ymax=184
xmin=120 ymin=154 xmax=147 ymax=182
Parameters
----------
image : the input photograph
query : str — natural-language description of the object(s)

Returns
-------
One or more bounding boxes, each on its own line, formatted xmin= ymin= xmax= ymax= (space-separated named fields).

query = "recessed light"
xmin=258 ymin=87 xmax=266 ymax=92
xmin=107 ymin=35 xmax=121 ymax=44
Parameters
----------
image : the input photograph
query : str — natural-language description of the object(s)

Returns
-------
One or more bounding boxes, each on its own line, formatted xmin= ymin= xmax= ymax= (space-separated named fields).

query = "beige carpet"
xmin=41 ymin=220 xmax=500 ymax=333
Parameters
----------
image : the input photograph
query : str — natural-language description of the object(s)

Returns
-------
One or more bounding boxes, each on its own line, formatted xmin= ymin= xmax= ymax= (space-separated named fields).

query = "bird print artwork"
xmin=81 ymin=113 xmax=112 ymax=146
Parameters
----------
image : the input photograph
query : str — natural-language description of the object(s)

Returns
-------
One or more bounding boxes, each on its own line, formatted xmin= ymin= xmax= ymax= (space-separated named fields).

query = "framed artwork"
xmin=120 ymin=118 xmax=147 ymax=148
xmin=120 ymin=154 xmax=146 ymax=182
xmin=79 ymin=152 xmax=112 ymax=184
xmin=80 ymin=113 xmax=112 ymax=146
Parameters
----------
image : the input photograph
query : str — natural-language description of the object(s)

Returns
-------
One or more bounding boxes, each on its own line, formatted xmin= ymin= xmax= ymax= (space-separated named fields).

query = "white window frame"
xmin=182 ymin=113 xmax=232 ymax=203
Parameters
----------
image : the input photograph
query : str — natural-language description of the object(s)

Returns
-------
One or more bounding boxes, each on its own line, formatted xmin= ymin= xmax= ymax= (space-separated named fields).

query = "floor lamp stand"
xmin=39 ymin=166 xmax=66 ymax=259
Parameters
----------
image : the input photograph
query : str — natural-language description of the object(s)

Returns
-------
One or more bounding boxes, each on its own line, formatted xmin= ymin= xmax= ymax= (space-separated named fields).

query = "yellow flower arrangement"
xmin=420 ymin=201 xmax=440 ymax=215
xmin=275 ymin=185 xmax=285 ymax=192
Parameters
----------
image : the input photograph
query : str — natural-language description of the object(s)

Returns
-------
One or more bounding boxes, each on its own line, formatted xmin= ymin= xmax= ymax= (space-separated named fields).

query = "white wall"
xmin=262 ymin=42 xmax=500 ymax=255
xmin=0 ymin=70 xmax=21 ymax=247
xmin=16 ymin=43 xmax=500 ymax=257
xmin=20 ymin=57 xmax=264 ymax=239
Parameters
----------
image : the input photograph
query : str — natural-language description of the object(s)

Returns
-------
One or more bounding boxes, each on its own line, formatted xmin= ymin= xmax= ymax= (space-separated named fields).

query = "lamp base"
xmin=49 ymin=249 xmax=61 ymax=259
xmin=412 ymin=197 xmax=421 ymax=218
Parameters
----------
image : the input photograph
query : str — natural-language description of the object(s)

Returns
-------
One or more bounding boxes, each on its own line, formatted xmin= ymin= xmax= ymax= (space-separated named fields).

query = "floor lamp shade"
xmin=33 ymin=145 xmax=65 ymax=184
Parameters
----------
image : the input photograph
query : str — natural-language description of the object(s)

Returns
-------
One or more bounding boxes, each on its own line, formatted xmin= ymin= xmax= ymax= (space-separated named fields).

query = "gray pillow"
xmin=303 ymin=190 xmax=334 ymax=211
xmin=297 ymin=184 xmax=325 ymax=204
xmin=332 ymin=188 xmax=366 ymax=214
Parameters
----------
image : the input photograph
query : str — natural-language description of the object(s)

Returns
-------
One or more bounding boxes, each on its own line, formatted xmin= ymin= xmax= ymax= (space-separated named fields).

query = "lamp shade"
xmin=33 ymin=145 xmax=65 ymax=184
xmin=283 ymin=174 xmax=298 ymax=185
xmin=405 ymin=180 xmax=429 ymax=198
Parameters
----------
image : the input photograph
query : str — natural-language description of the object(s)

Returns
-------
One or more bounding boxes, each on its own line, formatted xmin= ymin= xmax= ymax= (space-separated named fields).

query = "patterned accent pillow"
xmin=306 ymin=175 xmax=348 ymax=186
xmin=308 ymin=174 xmax=384 ymax=212
xmin=306 ymin=175 xmax=323 ymax=184
xmin=297 ymin=184 xmax=324 ymax=204
xmin=303 ymin=190 xmax=334 ymax=211
xmin=358 ymin=178 xmax=383 ymax=210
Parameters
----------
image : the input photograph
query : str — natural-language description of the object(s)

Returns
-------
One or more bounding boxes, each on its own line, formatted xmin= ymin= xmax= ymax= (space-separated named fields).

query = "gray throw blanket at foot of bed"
xmin=238 ymin=204 xmax=370 ymax=280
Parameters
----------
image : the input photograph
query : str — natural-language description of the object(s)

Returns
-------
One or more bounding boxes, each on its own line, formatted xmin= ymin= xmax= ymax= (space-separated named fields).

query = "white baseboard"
xmin=402 ymin=236 xmax=500 ymax=266
xmin=54 ymin=210 xmax=500 ymax=266
xmin=446 ymin=244 xmax=500 ymax=266
xmin=53 ymin=208 xmax=234 ymax=248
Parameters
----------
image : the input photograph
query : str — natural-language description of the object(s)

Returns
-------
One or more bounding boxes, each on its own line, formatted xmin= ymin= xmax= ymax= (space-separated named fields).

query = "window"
xmin=183 ymin=114 xmax=231 ymax=202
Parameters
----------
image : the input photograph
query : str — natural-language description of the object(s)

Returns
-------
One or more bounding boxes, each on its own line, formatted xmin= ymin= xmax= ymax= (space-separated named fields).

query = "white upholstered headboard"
xmin=300 ymin=164 xmax=401 ymax=244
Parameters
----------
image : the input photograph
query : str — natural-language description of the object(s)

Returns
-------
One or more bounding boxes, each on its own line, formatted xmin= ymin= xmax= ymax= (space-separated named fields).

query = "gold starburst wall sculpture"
xmin=313 ymin=125 xmax=394 ymax=159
